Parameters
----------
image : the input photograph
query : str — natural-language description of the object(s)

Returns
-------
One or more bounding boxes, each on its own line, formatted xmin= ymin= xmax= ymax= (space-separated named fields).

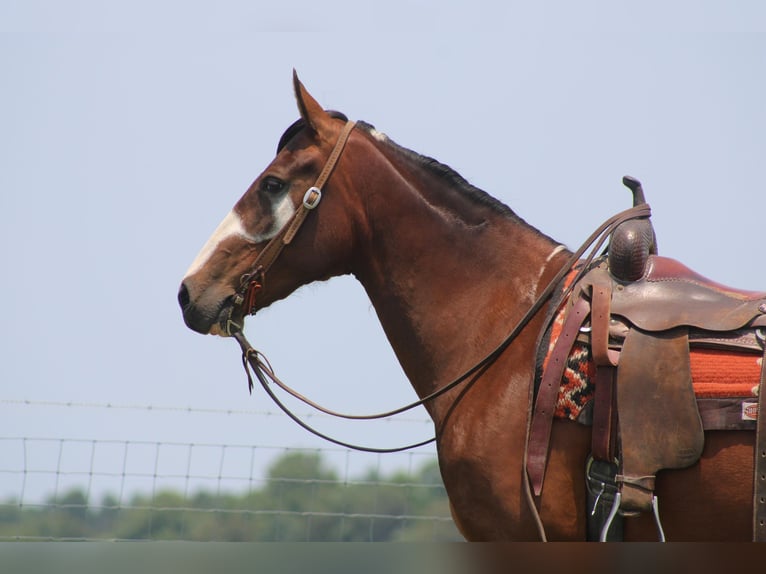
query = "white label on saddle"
xmin=742 ymin=402 xmax=759 ymax=421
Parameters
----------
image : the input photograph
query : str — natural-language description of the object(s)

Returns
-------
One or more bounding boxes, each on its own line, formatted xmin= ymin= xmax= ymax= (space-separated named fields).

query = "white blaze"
xmin=183 ymin=195 xmax=296 ymax=279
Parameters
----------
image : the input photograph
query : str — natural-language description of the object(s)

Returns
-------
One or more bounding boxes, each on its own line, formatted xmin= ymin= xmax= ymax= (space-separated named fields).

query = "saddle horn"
xmin=622 ymin=175 xmax=647 ymax=207
xmin=607 ymin=176 xmax=657 ymax=281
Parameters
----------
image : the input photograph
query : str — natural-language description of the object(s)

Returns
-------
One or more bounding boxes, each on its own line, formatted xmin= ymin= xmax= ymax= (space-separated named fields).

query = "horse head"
xmin=178 ymin=72 xmax=361 ymax=336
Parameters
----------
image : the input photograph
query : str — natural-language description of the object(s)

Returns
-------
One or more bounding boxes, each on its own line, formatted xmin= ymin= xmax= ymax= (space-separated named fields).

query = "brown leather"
xmin=580 ymin=324 xmax=765 ymax=353
xmin=591 ymin=364 xmax=617 ymax=461
xmin=647 ymin=257 xmax=766 ymax=298
xmin=616 ymin=473 xmax=656 ymax=503
xmin=688 ymin=329 xmax=766 ymax=352
xmin=590 ymin=276 xmax=619 ymax=462
xmin=591 ymin=281 xmax=619 ymax=367
xmin=608 ymin=218 xmax=656 ymax=282
xmin=235 ymin=120 xmax=357 ymax=317
xmin=616 ymin=327 xmax=705 ymax=512
xmin=610 ymin=256 xmax=766 ymax=333
xmin=527 ymin=295 xmax=591 ymax=496
xmin=754 ymin=345 xmax=766 ymax=541
xmin=697 ymin=398 xmax=758 ymax=431
xmin=527 ymin=251 xmax=766 ymax=514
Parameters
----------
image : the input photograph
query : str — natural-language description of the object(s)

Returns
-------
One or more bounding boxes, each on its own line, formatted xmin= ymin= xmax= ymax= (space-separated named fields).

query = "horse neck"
xmin=347 ymin=136 xmax=563 ymax=409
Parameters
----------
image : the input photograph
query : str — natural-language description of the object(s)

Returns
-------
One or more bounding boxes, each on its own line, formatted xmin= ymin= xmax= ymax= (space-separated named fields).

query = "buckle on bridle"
xmin=236 ymin=265 xmax=265 ymax=316
xmin=303 ymin=187 xmax=322 ymax=209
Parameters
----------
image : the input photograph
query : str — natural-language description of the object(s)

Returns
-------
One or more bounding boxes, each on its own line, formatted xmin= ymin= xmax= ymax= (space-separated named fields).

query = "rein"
xmin=233 ymin=332 xmax=437 ymax=453
xmin=229 ymin=121 xmax=652 ymax=450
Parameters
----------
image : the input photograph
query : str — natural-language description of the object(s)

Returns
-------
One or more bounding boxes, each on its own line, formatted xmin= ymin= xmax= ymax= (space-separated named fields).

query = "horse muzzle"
xmin=178 ymin=281 xmax=245 ymax=337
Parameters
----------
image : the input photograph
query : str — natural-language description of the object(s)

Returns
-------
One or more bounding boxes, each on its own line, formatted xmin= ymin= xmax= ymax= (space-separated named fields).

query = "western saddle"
xmin=526 ymin=177 xmax=766 ymax=541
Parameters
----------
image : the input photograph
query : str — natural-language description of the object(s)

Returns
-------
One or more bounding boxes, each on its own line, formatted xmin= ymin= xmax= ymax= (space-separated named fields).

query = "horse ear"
xmin=292 ymin=69 xmax=332 ymax=134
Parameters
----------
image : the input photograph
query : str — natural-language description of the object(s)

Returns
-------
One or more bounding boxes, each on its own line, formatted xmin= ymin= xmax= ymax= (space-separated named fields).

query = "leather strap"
xmin=591 ymin=283 xmax=620 ymax=367
xmin=590 ymin=279 xmax=619 ymax=462
xmin=754 ymin=344 xmax=766 ymax=541
xmin=235 ymin=120 xmax=356 ymax=317
xmin=527 ymin=294 xmax=591 ymax=496
xmin=697 ymin=398 xmax=758 ymax=431
xmin=591 ymin=364 xmax=617 ymax=461
xmin=283 ymin=120 xmax=357 ymax=245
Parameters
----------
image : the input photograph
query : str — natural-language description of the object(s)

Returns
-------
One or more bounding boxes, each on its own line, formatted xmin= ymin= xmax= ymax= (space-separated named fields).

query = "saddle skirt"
xmin=539 ymin=256 xmax=765 ymax=424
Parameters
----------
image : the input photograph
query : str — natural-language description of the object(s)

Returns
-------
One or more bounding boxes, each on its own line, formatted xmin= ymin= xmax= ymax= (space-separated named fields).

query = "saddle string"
xmin=232 ymin=203 xmax=652 ymax=452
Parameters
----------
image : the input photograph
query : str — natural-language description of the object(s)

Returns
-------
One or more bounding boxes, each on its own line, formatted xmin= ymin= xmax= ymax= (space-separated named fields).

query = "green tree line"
xmin=0 ymin=451 xmax=460 ymax=541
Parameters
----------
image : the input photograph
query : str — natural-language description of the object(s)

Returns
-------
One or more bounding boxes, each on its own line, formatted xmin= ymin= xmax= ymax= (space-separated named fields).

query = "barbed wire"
xmin=0 ymin=398 xmax=433 ymax=425
xmin=0 ymin=435 xmax=442 ymax=490
xmin=0 ymin=400 xmax=457 ymax=541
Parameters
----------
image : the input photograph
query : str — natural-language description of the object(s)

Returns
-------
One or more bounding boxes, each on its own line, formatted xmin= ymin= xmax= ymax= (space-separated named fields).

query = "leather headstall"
xmin=224 ymin=120 xmax=357 ymax=335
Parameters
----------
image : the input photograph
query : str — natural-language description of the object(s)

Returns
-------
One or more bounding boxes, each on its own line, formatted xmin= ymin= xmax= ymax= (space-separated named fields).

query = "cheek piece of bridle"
xmin=224 ymin=119 xmax=358 ymax=336
xmin=226 ymin=118 xmax=652 ymax=456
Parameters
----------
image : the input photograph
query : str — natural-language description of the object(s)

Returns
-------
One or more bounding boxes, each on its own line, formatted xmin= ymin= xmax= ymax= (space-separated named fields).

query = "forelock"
xmin=276 ymin=110 xmax=349 ymax=153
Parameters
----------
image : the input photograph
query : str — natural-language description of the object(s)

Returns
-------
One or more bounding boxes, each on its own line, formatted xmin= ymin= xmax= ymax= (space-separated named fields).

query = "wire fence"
xmin=0 ymin=399 xmax=460 ymax=541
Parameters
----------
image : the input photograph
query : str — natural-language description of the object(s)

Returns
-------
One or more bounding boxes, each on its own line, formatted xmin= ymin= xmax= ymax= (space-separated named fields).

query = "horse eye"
xmin=260 ymin=176 xmax=285 ymax=194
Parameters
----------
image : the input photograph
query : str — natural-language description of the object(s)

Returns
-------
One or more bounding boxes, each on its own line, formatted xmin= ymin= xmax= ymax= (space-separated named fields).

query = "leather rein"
xmin=229 ymin=119 xmax=652 ymax=453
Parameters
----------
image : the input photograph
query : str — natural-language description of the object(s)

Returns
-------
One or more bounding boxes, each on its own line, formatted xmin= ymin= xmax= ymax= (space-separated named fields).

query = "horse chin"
xmin=208 ymin=323 xmax=230 ymax=337
xmin=208 ymin=303 xmax=248 ymax=338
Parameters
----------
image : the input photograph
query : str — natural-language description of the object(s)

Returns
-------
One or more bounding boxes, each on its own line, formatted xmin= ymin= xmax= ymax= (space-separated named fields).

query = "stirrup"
xmin=599 ymin=492 xmax=666 ymax=542
xmin=586 ymin=456 xmax=622 ymax=541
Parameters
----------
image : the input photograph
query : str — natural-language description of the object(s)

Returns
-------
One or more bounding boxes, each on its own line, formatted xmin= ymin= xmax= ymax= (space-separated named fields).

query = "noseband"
xmin=224 ymin=120 xmax=357 ymax=335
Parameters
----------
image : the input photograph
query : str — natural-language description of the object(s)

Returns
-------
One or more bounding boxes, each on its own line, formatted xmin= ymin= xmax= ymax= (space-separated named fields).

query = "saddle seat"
xmin=606 ymin=256 xmax=766 ymax=333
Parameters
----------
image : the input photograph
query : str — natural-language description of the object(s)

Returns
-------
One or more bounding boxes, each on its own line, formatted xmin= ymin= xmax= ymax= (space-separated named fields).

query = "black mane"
xmin=276 ymin=115 xmax=517 ymax=220
xmin=276 ymin=111 xmax=348 ymax=153
xmin=355 ymin=121 xmax=516 ymax=218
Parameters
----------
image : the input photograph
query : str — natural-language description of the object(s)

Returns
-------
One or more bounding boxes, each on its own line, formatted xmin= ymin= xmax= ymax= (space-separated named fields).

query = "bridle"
xmin=223 ymin=119 xmax=357 ymax=336
xmin=224 ymin=117 xmax=653 ymax=453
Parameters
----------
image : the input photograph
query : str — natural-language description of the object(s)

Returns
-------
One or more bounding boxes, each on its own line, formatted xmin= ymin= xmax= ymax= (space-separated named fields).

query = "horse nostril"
xmin=178 ymin=282 xmax=191 ymax=310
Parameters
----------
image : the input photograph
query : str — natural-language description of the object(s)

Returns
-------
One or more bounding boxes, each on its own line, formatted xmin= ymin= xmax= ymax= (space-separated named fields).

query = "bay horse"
xmin=178 ymin=73 xmax=762 ymax=541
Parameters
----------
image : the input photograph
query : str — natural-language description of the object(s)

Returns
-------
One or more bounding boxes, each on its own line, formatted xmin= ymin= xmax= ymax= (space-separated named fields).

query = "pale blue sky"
xmin=1 ymin=1 xmax=764 ymax=501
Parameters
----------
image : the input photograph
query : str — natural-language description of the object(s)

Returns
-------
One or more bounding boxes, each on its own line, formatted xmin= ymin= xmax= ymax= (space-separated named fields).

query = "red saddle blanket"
xmin=546 ymin=308 xmax=763 ymax=421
